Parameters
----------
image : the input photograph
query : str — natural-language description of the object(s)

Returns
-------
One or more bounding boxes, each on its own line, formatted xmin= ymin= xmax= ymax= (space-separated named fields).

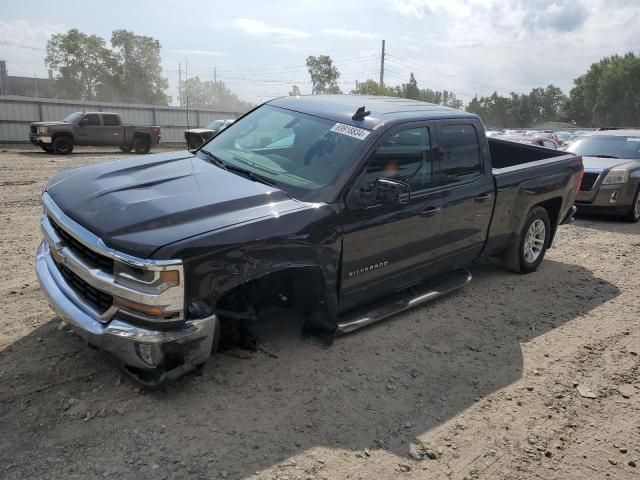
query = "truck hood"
xmin=45 ymin=151 xmax=304 ymax=258
xmin=581 ymin=156 xmax=639 ymax=172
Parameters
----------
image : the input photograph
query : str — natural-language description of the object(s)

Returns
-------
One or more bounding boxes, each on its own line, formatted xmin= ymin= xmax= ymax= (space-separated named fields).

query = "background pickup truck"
xmin=29 ymin=111 xmax=161 ymax=155
xmin=35 ymin=95 xmax=582 ymax=386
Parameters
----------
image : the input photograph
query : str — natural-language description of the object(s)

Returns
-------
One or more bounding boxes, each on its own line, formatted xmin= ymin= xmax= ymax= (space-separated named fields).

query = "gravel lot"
xmin=0 ymin=146 xmax=638 ymax=480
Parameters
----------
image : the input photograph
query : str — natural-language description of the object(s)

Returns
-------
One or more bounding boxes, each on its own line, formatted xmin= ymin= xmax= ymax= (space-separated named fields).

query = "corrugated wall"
xmin=0 ymin=96 xmax=244 ymax=143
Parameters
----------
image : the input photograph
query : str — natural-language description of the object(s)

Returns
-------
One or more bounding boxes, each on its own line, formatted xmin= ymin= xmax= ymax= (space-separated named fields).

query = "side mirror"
xmin=79 ymin=118 xmax=89 ymax=127
xmin=353 ymin=177 xmax=411 ymax=208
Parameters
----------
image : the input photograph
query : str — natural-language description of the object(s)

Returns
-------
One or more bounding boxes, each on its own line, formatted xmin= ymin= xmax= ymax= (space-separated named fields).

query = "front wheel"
xmin=40 ymin=145 xmax=54 ymax=153
xmin=624 ymin=186 xmax=640 ymax=223
xmin=52 ymin=136 xmax=74 ymax=155
xmin=133 ymin=136 xmax=151 ymax=154
xmin=502 ymin=206 xmax=550 ymax=274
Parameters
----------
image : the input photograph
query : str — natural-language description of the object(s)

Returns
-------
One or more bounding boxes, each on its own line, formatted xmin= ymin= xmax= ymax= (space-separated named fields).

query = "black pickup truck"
xmin=35 ymin=95 xmax=582 ymax=386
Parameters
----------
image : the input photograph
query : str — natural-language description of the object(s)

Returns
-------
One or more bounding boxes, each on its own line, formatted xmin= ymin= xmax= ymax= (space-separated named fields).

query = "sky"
xmin=1 ymin=0 xmax=639 ymax=106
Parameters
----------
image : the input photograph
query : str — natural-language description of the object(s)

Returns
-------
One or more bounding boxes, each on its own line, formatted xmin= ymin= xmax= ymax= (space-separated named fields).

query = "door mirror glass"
xmin=354 ymin=177 xmax=411 ymax=207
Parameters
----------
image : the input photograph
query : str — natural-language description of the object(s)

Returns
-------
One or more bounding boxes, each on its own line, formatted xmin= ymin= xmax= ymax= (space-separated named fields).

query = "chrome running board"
xmin=336 ymin=268 xmax=472 ymax=335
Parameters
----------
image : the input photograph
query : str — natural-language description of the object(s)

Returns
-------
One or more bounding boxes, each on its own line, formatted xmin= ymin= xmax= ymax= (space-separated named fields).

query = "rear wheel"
xmin=133 ymin=136 xmax=150 ymax=154
xmin=625 ymin=186 xmax=640 ymax=223
xmin=119 ymin=145 xmax=133 ymax=153
xmin=52 ymin=136 xmax=74 ymax=155
xmin=502 ymin=206 xmax=550 ymax=273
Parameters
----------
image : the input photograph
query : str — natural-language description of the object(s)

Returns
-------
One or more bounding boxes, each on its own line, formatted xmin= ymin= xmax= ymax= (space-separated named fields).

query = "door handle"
xmin=474 ymin=193 xmax=493 ymax=203
xmin=419 ymin=206 xmax=442 ymax=217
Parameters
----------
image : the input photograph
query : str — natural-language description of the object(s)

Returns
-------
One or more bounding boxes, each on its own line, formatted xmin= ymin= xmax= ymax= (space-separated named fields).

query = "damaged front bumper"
xmin=36 ymin=241 xmax=217 ymax=387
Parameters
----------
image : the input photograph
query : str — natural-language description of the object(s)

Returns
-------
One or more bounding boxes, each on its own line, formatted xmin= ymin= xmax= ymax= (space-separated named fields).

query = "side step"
xmin=336 ymin=268 xmax=472 ymax=335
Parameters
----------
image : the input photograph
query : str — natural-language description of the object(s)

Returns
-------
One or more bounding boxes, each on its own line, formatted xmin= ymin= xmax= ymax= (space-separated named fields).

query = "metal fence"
xmin=0 ymin=95 xmax=244 ymax=144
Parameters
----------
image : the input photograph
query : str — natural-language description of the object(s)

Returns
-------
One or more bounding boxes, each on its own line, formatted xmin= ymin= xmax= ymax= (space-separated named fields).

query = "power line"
xmin=386 ymin=54 xmax=511 ymax=95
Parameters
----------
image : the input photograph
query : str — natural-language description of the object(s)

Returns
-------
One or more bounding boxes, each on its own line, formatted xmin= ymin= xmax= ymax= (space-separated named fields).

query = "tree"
xmin=401 ymin=73 xmax=420 ymax=100
xmin=351 ymin=79 xmax=397 ymax=96
xmin=45 ymin=29 xmax=115 ymax=100
xmin=106 ymin=30 xmax=169 ymax=105
xmin=306 ymin=55 xmax=341 ymax=94
xmin=466 ymin=85 xmax=567 ymax=127
xmin=441 ymin=90 xmax=463 ymax=110
xmin=565 ymin=53 xmax=640 ymax=126
xmin=289 ymin=85 xmax=302 ymax=96
xmin=181 ymin=76 xmax=253 ymax=112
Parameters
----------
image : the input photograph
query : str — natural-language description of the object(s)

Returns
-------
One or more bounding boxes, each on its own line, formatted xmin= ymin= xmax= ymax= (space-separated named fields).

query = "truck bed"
xmin=483 ymin=137 xmax=583 ymax=257
xmin=488 ymin=137 xmax=568 ymax=169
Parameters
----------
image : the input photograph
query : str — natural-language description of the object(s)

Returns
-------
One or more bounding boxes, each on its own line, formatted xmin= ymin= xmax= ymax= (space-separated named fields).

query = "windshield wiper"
xmin=225 ymin=164 xmax=280 ymax=189
xmin=199 ymin=150 xmax=227 ymax=170
xmin=587 ymin=154 xmax=621 ymax=159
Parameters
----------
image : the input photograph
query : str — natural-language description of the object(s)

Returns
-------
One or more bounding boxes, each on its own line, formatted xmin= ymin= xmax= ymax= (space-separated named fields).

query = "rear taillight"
xmin=576 ymin=168 xmax=584 ymax=194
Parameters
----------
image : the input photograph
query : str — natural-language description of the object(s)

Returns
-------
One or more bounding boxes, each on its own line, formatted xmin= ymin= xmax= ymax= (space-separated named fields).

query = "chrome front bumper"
xmin=36 ymin=241 xmax=217 ymax=386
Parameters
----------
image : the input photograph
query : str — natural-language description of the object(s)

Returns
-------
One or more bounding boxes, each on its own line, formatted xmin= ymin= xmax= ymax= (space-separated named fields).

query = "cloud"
xmin=271 ymin=43 xmax=302 ymax=52
xmin=0 ymin=20 xmax=66 ymax=49
xmin=232 ymin=18 xmax=309 ymax=40
xmin=170 ymin=49 xmax=227 ymax=56
xmin=321 ymin=28 xmax=377 ymax=40
xmin=520 ymin=0 xmax=590 ymax=33
xmin=392 ymin=0 xmax=432 ymax=18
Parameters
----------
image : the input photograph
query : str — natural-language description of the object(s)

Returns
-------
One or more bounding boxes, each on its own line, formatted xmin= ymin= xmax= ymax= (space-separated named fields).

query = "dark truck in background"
xmin=35 ymin=95 xmax=582 ymax=386
xmin=29 ymin=112 xmax=161 ymax=155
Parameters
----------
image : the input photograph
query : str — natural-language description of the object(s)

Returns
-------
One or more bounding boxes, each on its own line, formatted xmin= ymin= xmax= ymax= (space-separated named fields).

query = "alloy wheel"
xmin=523 ymin=219 xmax=546 ymax=263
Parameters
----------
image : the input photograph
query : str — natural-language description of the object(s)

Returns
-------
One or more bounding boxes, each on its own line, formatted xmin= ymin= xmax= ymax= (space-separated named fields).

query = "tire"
xmin=624 ymin=186 xmax=640 ymax=223
xmin=502 ymin=206 xmax=551 ymax=274
xmin=119 ymin=145 xmax=133 ymax=153
xmin=52 ymin=136 xmax=74 ymax=155
xmin=133 ymin=136 xmax=151 ymax=154
xmin=40 ymin=145 xmax=54 ymax=153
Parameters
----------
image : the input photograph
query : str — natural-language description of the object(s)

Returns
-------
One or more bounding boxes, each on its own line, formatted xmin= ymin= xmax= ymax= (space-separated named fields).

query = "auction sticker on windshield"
xmin=330 ymin=123 xmax=371 ymax=140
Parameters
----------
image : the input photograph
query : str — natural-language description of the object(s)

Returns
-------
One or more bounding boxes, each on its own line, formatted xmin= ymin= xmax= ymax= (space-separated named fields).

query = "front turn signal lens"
xmin=114 ymin=297 xmax=179 ymax=320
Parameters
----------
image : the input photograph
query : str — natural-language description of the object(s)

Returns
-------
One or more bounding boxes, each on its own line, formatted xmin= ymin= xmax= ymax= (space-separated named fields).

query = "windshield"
xmin=201 ymin=105 xmax=367 ymax=201
xmin=568 ymin=135 xmax=640 ymax=159
xmin=206 ymin=120 xmax=226 ymax=130
xmin=63 ymin=112 xmax=83 ymax=123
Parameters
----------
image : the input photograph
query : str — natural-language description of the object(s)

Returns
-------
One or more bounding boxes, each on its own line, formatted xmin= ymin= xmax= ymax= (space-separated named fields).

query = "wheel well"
xmin=533 ymin=197 xmax=562 ymax=246
xmin=212 ymin=266 xmax=327 ymax=348
xmin=52 ymin=132 xmax=73 ymax=142
xmin=134 ymin=132 xmax=150 ymax=141
xmin=214 ymin=267 xmax=326 ymax=318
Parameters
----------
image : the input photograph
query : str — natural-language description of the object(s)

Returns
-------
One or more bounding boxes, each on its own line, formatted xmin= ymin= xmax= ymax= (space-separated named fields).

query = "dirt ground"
xmin=0 ymin=145 xmax=638 ymax=480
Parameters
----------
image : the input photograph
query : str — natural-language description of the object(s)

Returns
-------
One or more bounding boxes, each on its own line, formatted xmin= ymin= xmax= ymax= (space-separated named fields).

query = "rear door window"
xmin=102 ymin=114 xmax=120 ymax=126
xmin=437 ymin=123 xmax=482 ymax=183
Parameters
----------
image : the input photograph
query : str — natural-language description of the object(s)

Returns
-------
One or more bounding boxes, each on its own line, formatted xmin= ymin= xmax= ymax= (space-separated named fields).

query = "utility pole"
xmin=213 ymin=67 xmax=217 ymax=109
xmin=379 ymin=40 xmax=386 ymax=88
xmin=178 ymin=62 xmax=183 ymax=107
xmin=34 ymin=74 xmax=38 ymax=97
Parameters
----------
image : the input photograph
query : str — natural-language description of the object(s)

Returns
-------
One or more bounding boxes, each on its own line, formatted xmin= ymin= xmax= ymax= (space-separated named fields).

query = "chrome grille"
xmin=57 ymin=263 xmax=114 ymax=314
xmin=49 ymin=216 xmax=114 ymax=272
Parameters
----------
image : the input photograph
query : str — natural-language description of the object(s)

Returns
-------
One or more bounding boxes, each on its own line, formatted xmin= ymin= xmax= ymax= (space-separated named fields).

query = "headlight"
xmin=37 ymin=126 xmax=49 ymax=135
xmin=602 ymin=169 xmax=629 ymax=185
xmin=113 ymin=261 xmax=184 ymax=322
xmin=114 ymin=262 xmax=180 ymax=293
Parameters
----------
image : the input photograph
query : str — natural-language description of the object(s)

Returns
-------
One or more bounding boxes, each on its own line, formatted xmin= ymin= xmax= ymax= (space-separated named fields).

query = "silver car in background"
xmin=570 ymin=130 xmax=640 ymax=222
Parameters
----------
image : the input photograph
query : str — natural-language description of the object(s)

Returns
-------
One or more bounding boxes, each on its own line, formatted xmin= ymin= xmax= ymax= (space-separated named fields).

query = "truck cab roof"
xmin=267 ymin=95 xmax=478 ymax=130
